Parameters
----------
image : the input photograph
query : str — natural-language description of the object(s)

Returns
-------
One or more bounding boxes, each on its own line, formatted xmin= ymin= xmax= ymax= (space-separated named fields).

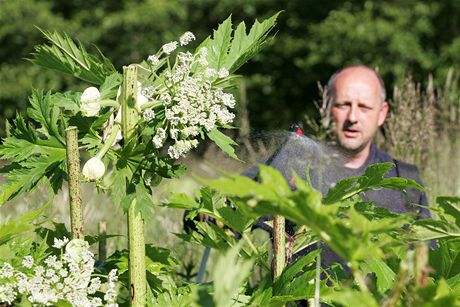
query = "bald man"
xmin=248 ymin=64 xmax=430 ymax=263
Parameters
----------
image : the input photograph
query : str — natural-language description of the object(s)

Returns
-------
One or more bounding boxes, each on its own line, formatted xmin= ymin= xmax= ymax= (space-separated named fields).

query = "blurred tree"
xmin=2 ymin=0 xmax=460 ymax=136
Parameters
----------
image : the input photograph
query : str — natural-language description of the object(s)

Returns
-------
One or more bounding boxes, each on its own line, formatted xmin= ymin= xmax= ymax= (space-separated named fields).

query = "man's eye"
xmin=360 ymin=105 xmax=372 ymax=111
xmin=335 ymin=103 xmax=349 ymax=109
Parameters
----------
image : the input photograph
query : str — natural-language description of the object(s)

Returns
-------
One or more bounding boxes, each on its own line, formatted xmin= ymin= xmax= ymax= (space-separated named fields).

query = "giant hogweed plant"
xmin=0 ymin=13 xmax=280 ymax=306
xmin=164 ymin=163 xmax=460 ymax=305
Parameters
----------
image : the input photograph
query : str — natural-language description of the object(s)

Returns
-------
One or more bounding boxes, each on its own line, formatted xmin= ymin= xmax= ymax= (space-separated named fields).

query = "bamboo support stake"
xmin=65 ymin=126 xmax=84 ymax=239
xmin=122 ymin=65 xmax=147 ymax=307
xmin=273 ymin=215 xmax=286 ymax=280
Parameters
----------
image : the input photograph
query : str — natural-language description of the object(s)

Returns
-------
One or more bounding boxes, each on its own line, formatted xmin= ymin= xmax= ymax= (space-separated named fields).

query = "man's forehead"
xmin=335 ymin=66 xmax=381 ymax=86
xmin=334 ymin=68 xmax=381 ymax=98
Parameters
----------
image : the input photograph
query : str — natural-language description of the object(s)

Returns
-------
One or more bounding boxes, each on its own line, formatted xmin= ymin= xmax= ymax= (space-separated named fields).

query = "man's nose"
xmin=347 ymin=105 xmax=358 ymax=123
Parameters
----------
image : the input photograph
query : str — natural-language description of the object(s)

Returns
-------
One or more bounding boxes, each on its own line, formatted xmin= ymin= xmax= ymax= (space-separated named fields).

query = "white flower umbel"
xmin=162 ymin=41 xmax=178 ymax=54
xmin=0 ymin=239 xmax=119 ymax=306
xmin=179 ymin=31 xmax=196 ymax=46
xmin=80 ymin=87 xmax=101 ymax=116
xmin=82 ymin=157 xmax=105 ymax=181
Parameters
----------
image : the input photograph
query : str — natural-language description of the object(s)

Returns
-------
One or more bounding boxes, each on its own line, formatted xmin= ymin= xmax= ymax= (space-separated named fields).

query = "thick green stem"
xmin=122 ymin=65 xmax=147 ymax=307
xmin=314 ymin=252 xmax=321 ymax=307
xmin=128 ymin=200 xmax=146 ymax=306
xmin=65 ymin=127 xmax=84 ymax=239
xmin=100 ymin=99 xmax=120 ymax=108
xmin=273 ymin=215 xmax=286 ymax=280
xmin=140 ymin=100 xmax=162 ymax=110
xmin=96 ymin=124 xmax=120 ymax=159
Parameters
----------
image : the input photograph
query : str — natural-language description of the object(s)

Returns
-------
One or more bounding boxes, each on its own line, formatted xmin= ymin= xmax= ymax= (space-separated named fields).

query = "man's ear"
xmin=378 ymin=101 xmax=389 ymax=126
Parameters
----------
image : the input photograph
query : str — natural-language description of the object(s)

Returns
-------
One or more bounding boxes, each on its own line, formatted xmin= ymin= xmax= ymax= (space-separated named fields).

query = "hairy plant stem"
xmin=65 ymin=126 xmax=84 ymax=239
xmin=122 ymin=65 xmax=146 ymax=307
xmin=273 ymin=215 xmax=286 ymax=280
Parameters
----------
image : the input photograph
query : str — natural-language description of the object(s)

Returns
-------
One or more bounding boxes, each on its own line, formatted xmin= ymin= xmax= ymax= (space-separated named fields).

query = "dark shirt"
xmin=249 ymin=133 xmax=428 ymax=216
xmin=246 ymin=133 xmax=430 ymax=266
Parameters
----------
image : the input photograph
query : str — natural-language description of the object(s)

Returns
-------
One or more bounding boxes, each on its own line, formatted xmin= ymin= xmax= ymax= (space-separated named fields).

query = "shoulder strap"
xmin=393 ymin=159 xmax=420 ymax=180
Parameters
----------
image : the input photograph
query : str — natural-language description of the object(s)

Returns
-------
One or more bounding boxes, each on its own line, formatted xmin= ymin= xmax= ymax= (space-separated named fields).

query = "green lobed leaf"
xmin=206 ymin=15 xmax=233 ymax=70
xmin=323 ymin=288 xmax=379 ymax=307
xmin=0 ymin=154 xmax=66 ymax=206
xmin=225 ymin=12 xmax=280 ymax=73
xmin=324 ymin=162 xmax=423 ymax=204
xmin=273 ymin=249 xmax=320 ymax=297
xmin=27 ymin=89 xmax=65 ymax=144
xmin=0 ymin=202 xmax=49 ymax=245
xmin=206 ymin=127 xmax=239 ymax=160
xmin=213 ymin=243 xmax=255 ymax=307
xmin=30 ymin=28 xmax=116 ymax=85
xmin=360 ymin=259 xmax=396 ymax=294
xmin=437 ymin=196 xmax=460 ymax=227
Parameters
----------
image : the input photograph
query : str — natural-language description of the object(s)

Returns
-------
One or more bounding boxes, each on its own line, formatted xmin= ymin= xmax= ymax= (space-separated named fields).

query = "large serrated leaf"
xmin=0 ymin=154 xmax=66 ymax=206
xmin=30 ymin=28 xmax=116 ymax=84
xmin=213 ymin=243 xmax=254 ymax=307
xmin=360 ymin=259 xmax=396 ymax=294
xmin=206 ymin=127 xmax=239 ymax=160
xmin=323 ymin=162 xmax=423 ymax=204
xmin=225 ymin=12 xmax=280 ymax=73
xmin=27 ymin=89 xmax=64 ymax=144
xmin=207 ymin=16 xmax=233 ymax=70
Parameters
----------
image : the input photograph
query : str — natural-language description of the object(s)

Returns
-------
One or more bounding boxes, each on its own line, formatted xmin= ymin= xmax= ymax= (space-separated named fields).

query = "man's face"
xmin=330 ymin=68 xmax=388 ymax=155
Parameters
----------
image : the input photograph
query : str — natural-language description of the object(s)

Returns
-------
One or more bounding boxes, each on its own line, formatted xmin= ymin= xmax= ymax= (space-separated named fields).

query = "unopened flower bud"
xmin=82 ymin=157 xmax=105 ymax=181
xmin=80 ymin=87 xmax=101 ymax=116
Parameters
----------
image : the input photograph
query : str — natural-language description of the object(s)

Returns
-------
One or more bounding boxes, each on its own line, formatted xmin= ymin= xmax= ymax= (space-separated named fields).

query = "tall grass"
xmin=381 ymin=71 xmax=460 ymax=201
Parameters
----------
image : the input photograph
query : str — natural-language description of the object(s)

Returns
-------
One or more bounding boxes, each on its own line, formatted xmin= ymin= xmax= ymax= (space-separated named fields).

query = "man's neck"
xmin=342 ymin=145 xmax=372 ymax=169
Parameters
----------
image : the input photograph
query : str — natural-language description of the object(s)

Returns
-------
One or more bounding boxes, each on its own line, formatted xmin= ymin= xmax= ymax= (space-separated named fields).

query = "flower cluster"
xmin=0 ymin=238 xmax=118 ymax=306
xmin=78 ymin=31 xmax=236 ymax=162
xmin=142 ymin=33 xmax=236 ymax=160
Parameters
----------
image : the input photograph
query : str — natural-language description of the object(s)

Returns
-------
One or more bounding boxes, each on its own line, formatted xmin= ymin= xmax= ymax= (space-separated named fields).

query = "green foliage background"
xmin=3 ymin=0 xmax=460 ymax=135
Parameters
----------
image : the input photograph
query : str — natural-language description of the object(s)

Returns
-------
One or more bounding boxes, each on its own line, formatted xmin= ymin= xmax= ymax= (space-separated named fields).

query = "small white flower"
xmin=65 ymin=239 xmax=90 ymax=264
xmin=205 ymin=68 xmax=217 ymax=78
xmin=162 ymin=41 xmax=178 ymax=54
xmin=218 ymin=68 xmax=229 ymax=78
xmin=152 ymin=128 xmax=166 ymax=148
xmin=82 ymin=157 xmax=105 ymax=181
xmin=0 ymin=263 xmax=14 ymax=278
xmin=221 ymin=93 xmax=236 ymax=108
xmin=0 ymin=283 xmax=16 ymax=304
xmin=22 ymin=256 xmax=34 ymax=269
xmin=143 ymin=109 xmax=155 ymax=121
xmin=53 ymin=237 xmax=69 ymax=249
xmin=179 ymin=31 xmax=195 ymax=46
xmin=137 ymin=82 xmax=149 ymax=111
xmin=80 ymin=87 xmax=101 ymax=117
xmin=147 ymin=54 xmax=160 ymax=66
